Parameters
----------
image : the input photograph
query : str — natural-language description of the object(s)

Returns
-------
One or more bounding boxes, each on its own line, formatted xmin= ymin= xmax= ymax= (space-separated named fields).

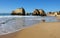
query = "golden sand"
xmin=0 ymin=22 xmax=60 ymax=38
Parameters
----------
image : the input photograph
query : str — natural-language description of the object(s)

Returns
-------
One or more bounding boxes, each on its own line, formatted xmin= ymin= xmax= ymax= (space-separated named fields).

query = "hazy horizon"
xmin=0 ymin=0 xmax=60 ymax=14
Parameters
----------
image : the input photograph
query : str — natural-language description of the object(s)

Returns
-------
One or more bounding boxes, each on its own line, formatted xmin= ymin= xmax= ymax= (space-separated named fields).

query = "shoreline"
xmin=0 ymin=22 xmax=60 ymax=38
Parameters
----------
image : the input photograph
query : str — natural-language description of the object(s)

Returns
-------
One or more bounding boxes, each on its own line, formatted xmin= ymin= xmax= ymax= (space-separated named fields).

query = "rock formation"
xmin=32 ymin=9 xmax=40 ymax=15
xmin=11 ymin=8 xmax=25 ymax=15
xmin=39 ymin=9 xmax=46 ymax=16
xmin=47 ymin=11 xmax=60 ymax=16
xmin=57 ymin=11 xmax=60 ymax=15
xmin=32 ymin=9 xmax=46 ymax=16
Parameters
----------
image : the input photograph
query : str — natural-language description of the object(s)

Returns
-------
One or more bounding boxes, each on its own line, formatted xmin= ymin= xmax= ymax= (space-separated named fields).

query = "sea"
xmin=0 ymin=15 xmax=60 ymax=35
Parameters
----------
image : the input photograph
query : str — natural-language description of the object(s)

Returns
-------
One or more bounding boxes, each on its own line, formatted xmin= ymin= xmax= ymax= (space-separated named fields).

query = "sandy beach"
xmin=0 ymin=22 xmax=60 ymax=38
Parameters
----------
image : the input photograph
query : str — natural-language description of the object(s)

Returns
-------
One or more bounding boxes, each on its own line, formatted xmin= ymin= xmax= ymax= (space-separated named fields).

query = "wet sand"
xmin=0 ymin=22 xmax=60 ymax=38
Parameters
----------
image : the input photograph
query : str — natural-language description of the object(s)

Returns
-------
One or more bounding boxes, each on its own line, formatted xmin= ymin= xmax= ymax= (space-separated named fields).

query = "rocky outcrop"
xmin=32 ymin=9 xmax=46 ymax=16
xmin=57 ymin=11 xmax=60 ymax=15
xmin=32 ymin=9 xmax=40 ymax=15
xmin=47 ymin=12 xmax=60 ymax=16
xmin=11 ymin=8 xmax=47 ymax=16
xmin=39 ymin=9 xmax=46 ymax=16
xmin=11 ymin=8 xmax=25 ymax=15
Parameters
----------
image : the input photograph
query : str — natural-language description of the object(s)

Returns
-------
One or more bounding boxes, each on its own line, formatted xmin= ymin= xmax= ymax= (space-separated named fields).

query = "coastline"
xmin=0 ymin=22 xmax=60 ymax=38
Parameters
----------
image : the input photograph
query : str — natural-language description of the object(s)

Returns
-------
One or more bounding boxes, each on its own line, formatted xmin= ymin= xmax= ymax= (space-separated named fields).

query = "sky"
xmin=0 ymin=0 xmax=60 ymax=13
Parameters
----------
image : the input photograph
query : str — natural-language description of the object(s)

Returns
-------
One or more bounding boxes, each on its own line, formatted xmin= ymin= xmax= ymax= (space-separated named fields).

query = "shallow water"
xmin=0 ymin=16 xmax=59 ymax=35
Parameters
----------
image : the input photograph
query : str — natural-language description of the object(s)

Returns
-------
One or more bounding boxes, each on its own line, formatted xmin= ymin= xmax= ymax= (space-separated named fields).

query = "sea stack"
xmin=11 ymin=8 xmax=25 ymax=15
xmin=32 ymin=9 xmax=46 ymax=16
